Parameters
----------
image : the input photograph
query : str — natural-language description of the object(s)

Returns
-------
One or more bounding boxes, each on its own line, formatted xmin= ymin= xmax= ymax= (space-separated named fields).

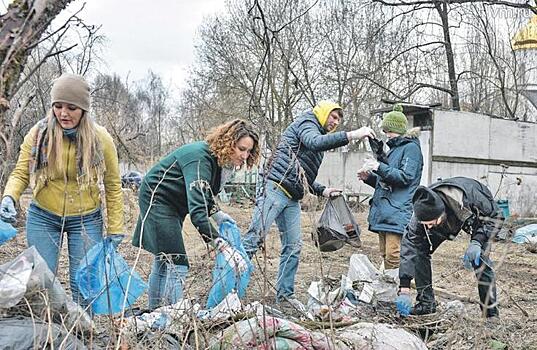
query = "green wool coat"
xmin=131 ymin=141 xmax=222 ymax=266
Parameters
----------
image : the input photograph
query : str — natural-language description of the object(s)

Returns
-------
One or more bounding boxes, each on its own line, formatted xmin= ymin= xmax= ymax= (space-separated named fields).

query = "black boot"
xmin=411 ymin=302 xmax=437 ymax=316
xmin=476 ymin=251 xmax=499 ymax=318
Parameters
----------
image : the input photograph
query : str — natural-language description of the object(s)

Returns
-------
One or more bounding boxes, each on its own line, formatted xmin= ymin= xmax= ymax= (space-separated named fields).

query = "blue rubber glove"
xmin=0 ymin=196 xmax=17 ymax=223
xmin=395 ymin=292 xmax=413 ymax=316
xmin=212 ymin=211 xmax=236 ymax=226
xmin=463 ymin=240 xmax=482 ymax=270
xmin=106 ymin=234 xmax=125 ymax=251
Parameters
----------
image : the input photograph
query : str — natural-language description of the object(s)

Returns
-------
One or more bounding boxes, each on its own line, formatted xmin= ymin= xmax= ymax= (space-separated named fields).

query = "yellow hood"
xmin=313 ymin=101 xmax=342 ymax=130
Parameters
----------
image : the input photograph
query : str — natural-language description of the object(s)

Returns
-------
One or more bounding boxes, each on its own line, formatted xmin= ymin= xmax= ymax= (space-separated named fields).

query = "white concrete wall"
xmin=316 ymin=151 xmax=374 ymax=195
xmin=431 ymin=110 xmax=537 ymax=216
xmin=316 ymin=110 xmax=537 ymax=216
xmin=418 ymin=130 xmax=432 ymax=185
xmin=432 ymin=111 xmax=490 ymax=159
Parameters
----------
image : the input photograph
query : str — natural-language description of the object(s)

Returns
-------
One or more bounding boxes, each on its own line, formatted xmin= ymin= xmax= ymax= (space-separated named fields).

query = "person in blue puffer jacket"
xmin=243 ymin=100 xmax=375 ymax=312
xmin=358 ymin=104 xmax=423 ymax=270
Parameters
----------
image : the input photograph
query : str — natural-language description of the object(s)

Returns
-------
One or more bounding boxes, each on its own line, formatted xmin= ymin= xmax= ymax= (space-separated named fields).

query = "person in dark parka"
xmin=132 ymin=119 xmax=260 ymax=309
xmin=395 ymin=177 xmax=504 ymax=318
xmin=358 ymin=104 xmax=423 ymax=269
xmin=242 ymin=100 xmax=375 ymax=312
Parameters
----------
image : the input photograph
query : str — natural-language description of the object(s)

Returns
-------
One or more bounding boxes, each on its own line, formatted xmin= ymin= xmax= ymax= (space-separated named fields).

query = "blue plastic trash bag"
xmin=76 ymin=239 xmax=147 ymax=314
xmin=512 ymin=224 xmax=537 ymax=244
xmin=0 ymin=220 xmax=17 ymax=245
xmin=207 ymin=221 xmax=253 ymax=308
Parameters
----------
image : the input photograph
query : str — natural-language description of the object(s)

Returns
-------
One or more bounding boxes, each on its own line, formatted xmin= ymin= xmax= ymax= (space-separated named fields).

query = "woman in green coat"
xmin=132 ymin=119 xmax=260 ymax=309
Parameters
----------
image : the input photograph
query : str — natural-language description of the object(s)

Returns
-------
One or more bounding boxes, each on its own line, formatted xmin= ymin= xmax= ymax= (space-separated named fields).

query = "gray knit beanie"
xmin=50 ymin=73 xmax=90 ymax=111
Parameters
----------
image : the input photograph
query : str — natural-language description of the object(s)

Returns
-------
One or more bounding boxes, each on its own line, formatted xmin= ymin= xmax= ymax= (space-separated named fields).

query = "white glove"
xmin=0 ymin=196 xmax=17 ymax=223
xmin=347 ymin=126 xmax=376 ymax=141
xmin=322 ymin=188 xmax=342 ymax=198
xmin=212 ymin=211 xmax=236 ymax=226
xmin=214 ymin=238 xmax=248 ymax=274
xmin=359 ymin=157 xmax=380 ymax=172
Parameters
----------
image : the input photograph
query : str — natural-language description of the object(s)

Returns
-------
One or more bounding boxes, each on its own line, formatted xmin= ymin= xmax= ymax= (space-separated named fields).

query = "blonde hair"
xmin=45 ymin=109 xmax=101 ymax=182
xmin=206 ymin=119 xmax=260 ymax=168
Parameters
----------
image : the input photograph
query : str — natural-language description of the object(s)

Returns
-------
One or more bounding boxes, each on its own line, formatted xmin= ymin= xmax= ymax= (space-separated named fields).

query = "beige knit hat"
xmin=50 ymin=73 xmax=90 ymax=111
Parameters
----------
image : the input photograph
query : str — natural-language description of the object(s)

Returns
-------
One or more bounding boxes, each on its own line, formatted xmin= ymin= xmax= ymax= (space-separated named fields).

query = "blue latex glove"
xmin=212 ymin=211 xmax=236 ymax=226
xmin=463 ymin=240 xmax=482 ymax=270
xmin=0 ymin=196 xmax=17 ymax=223
xmin=105 ymin=234 xmax=125 ymax=250
xmin=395 ymin=293 xmax=413 ymax=316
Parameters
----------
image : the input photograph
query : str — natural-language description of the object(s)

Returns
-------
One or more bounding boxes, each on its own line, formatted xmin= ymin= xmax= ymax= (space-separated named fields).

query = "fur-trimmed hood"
xmin=403 ymin=127 xmax=421 ymax=138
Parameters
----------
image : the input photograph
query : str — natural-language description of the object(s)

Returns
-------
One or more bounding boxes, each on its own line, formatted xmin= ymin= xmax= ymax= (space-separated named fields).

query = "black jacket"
xmin=399 ymin=177 xmax=504 ymax=288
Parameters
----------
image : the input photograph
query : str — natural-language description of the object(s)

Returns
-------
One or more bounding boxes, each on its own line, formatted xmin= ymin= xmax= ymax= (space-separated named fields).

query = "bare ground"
xmin=1 ymin=191 xmax=536 ymax=349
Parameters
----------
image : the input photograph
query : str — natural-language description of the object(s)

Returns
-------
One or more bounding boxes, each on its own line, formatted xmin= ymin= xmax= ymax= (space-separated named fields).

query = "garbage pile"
xmin=120 ymin=292 xmax=428 ymax=350
xmin=118 ymin=253 xmax=428 ymax=350
xmin=0 ymin=247 xmax=93 ymax=349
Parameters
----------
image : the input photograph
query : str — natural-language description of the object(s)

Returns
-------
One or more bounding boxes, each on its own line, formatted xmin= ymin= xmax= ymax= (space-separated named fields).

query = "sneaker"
xmin=411 ymin=302 xmax=436 ymax=316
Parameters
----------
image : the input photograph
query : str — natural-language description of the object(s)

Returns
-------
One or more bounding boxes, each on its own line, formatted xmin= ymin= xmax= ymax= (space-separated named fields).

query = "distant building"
xmin=513 ymin=15 xmax=537 ymax=110
xmin=317 ymin=103 xmax=537 ymax=216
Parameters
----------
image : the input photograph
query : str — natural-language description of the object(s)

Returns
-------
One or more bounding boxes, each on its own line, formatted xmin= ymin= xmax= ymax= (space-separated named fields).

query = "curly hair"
xmin=206 ymin=119 xmax=260 ymax=168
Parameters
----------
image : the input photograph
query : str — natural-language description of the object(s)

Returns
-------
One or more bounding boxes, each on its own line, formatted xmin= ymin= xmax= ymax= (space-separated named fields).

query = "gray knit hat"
xmin=50 ymin=73 xmax=90 ymax=111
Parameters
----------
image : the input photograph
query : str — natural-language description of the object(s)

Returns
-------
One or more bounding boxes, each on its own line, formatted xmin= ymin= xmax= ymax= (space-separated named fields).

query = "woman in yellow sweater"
xmin=0 ymin=74 xmax=124 ymax=309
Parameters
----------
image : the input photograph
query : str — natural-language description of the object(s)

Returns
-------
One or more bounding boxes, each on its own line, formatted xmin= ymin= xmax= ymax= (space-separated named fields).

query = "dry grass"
xmin=1 ymin=190 xmax=536 ymax=349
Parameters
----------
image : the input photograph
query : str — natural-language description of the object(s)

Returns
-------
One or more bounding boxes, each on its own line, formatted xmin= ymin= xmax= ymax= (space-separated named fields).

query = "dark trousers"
xmin=415 ymin=234 xmax=498 ymax=317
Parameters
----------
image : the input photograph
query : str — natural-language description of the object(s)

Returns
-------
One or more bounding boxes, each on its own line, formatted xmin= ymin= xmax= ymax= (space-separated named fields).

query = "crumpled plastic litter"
xmin=347 ymin=254 xmax=399 ymax=303
xmin=337 ymin=322 xmax=428 ymax=350
xmin=512 ymin=224 xmax=537 ymax=244
xmin=123 ymin=292 xmax=244 ymax=336
xmin=0 ymin=247 xmax=93 ymax=331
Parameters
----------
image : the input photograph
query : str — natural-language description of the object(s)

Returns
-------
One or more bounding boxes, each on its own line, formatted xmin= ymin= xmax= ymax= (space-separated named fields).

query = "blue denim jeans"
xmin=148 ymin=255 xmax=189 ymax=310
xmin=26 ymin=203 xmax=103 ymax=308
xmin=243 ymin=181 xmax=302 ymax=300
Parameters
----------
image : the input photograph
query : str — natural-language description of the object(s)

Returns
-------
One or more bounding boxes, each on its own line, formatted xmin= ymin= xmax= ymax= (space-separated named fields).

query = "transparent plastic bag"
xmin=314 ymin=196 xmax=361 ymax=252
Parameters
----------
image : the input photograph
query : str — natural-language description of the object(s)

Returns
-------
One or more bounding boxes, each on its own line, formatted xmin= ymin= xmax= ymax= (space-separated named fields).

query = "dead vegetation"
xmin=1 ymin=190 xmax=536 ymax=349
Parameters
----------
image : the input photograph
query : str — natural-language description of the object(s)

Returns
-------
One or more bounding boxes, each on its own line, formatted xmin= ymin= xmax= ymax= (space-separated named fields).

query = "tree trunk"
xmin=0 ymin=0 xmax=74 ymax=189
xmin=435 ymin=1 xmax=461 ymax=111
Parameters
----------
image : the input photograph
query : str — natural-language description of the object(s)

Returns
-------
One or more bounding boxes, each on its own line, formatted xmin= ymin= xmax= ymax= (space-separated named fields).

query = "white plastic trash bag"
xmin=0 ymin=255 xmax=33 ymax=308
xmin=348 ymin=254 xmax=399 ymax=303
xmin=348 ymin=254 xmax=380 ymax=282
xmin=512 ymin=224 xmax=537 ymax=244
xmin=0 ymin=247 xmax=92 ymax=331
xmin=338 ymin=322 xmax=428 ymax=350
xmin=123 ymin=299 xmax=194 ymax=335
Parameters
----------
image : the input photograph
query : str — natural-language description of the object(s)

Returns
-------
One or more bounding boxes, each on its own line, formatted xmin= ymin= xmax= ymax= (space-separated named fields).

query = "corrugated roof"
xmin=513 ymin=15 xmax=537 ymax=50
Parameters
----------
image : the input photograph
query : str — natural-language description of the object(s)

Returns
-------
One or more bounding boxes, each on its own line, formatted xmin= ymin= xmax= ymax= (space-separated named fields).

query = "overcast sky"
xmin=57 ymin=0 xmax=227 ymax=88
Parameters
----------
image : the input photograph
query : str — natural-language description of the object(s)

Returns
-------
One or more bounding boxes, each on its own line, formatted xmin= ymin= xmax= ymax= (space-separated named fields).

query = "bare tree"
xmin=136 ymin=71 xmax=171 ymax=160
xmin=0 ymin=0 xmax=77 ymax=187
xmin=371 ymin=0 xmax=536 ymax=110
